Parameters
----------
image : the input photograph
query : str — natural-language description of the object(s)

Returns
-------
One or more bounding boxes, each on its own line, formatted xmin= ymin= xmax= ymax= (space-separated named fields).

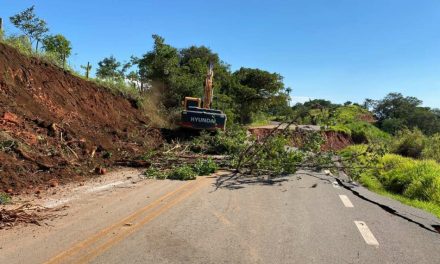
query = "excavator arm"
xmin=203 ymin=62 xmax=214 ymax=109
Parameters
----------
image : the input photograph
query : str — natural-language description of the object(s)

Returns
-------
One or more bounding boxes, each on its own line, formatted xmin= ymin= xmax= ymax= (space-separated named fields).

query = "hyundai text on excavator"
xmin=179 ymin=63 xmax=227 ymax=130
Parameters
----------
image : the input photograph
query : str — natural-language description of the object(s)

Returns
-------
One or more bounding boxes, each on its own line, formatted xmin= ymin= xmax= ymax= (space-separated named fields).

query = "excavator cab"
xmin=179 ymin=64 xmax=227 ymax=130
xmin=183 ymin=97 xmax=201 ymax=109
xmin=180 ymin=97 xmax=227 ymax=130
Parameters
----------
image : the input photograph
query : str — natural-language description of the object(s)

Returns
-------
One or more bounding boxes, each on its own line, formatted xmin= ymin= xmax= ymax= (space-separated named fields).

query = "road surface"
xmin=0 ymin=170 xmax=439 ymax=264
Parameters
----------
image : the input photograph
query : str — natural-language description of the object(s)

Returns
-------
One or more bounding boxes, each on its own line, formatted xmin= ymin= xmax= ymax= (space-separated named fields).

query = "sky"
xmin=1 ymin=0 xmax=440 ymax=107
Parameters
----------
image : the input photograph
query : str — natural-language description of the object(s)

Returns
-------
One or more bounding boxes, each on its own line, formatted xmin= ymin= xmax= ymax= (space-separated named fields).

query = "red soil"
xmin=0 ymin=43 xmax=162 ymax=193
xmin=248 ymin=128 xmax=352 ymax=151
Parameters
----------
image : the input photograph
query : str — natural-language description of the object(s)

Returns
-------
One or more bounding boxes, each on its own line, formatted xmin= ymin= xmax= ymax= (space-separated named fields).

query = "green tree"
xmin=42 ymin=34 xmax=72 ymax=66
xmin=96 ymin=56 xmax=123 ymax=80
xmin=373 ymin=93 xmax=421 ymax=122
xmin=138 ymin=35 xmax=180 ymax=107
xmin=232 ymin=68 xmax=286 ymax=123
xmin=372 ymin=93 xmax=440 ymax=135
xmin=9 ymin=5 xmax=49 ymax=52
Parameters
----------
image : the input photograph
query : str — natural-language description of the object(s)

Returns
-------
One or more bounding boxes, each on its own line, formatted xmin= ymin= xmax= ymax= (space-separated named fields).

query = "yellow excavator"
xmin=179 ymin=63 xmax=227 ymax=130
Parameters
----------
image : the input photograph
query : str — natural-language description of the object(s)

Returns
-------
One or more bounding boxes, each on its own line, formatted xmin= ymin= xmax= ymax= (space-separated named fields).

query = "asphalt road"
xmin=1 ymin=170 xmax=439 ymax=264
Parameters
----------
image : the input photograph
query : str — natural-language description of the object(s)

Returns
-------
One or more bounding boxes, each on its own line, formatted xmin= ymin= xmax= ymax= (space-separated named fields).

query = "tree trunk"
xmin=35 ymin=40 xmax=39 ymax=53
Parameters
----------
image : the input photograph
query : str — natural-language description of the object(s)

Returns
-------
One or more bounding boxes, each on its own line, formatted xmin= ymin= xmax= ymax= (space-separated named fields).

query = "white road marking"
xmin=339 ymin=195 xmax=354 ymax=207
xmin=354 ymin=221 xmax=379 ymax=246
xmin=332 ymin=181 xmax=340 ymax=189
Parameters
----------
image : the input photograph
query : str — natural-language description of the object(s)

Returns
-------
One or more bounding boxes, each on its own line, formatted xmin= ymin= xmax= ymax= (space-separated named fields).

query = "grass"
xmin=324 ymin=105 xmax=391 ymax=143
xmin=328 ymin=122 xmax=390 ymax=143
xmin=359 ymin=174 xmax=440 ymax=218
xmin=249 ymin=112 xmax=275 ymax=126
xmin=340 ymin=146 xmax=440 ymax=219
xmin=332 ymin=105 xmax=372 ymax=123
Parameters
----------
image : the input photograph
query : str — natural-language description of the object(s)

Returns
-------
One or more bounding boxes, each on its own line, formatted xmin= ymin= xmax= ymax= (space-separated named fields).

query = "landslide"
xmin=0 ymin=43 xmax=162 ymax=192
xmin=248 ymin=127 xmax=352 ymax=151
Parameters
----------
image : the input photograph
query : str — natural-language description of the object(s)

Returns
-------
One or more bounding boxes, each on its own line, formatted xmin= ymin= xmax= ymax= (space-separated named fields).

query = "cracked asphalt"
xmin=1 ymin=170 xmax=439 ymax=264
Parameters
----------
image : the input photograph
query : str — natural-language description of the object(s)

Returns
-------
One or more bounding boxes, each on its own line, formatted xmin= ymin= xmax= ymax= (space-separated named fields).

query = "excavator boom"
xmin=203 ymin=63 xmax=214 ymax=109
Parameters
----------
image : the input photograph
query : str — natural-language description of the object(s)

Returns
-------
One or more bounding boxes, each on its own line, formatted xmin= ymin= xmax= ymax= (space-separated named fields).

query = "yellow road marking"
xmin=75 ymin=177 xmax=211 ymax=263
xmin=44 ymin=178 xmax=209 ymax=264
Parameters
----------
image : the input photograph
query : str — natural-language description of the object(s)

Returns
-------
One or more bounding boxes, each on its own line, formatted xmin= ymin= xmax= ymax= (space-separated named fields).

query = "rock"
xmin=5 ymin=189 xmax=13 ymax=194
xmin=2 ymin=112 xmax=19 ymax=124
xmin=94 ymin=167 xmax=106 ymax=175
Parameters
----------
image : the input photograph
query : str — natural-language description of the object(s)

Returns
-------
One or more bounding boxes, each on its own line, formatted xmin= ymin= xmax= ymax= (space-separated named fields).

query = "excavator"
xmin=179 ymin=63 xmax=227 ymax=130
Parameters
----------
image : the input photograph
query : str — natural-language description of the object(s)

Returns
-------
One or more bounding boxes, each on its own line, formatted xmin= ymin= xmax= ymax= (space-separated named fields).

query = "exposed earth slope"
xmin=0 ymin=43 xmax=162 ymax=192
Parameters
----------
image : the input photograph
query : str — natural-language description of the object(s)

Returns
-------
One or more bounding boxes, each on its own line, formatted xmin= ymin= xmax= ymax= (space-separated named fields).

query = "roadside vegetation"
xmin=340 ymin=145 xmax=440 ymax=218
xmin=292 ymin=96 xmax=440 ymax=218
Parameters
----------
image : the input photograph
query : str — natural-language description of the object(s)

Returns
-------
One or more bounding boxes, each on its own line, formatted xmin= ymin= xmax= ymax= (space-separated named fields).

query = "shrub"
xmin=167 ymin=165 xmax=197 ymax=180
xmin=193 ymin=158 xmax=218 ymax=176
xmin=340 ymin=145 xmax=440 ymax=206
xmin=378 ymin=154 xmax=440 ymax=203
xmin=240 ymin=135 xmax=304 ymax=175
xmin=328 ymin=125 xmax=352 ymax=136
xmin=0 ymin=193 xmax=11 ymax=204
xmin=191 ymin=126 xmax=248 ymax=155
xmin=339 ymin=144 xmax=374 ymax=180
xmin=332 ymin=105 xmax=372 ymax=123
xmin=143 ymin=167 xmax=167 ymax=180
xmin=3 ymin=35 xmax=32 ymax=55
xmin=301 ymin=131 xmax=325 ymax=152
xmin=93 ymin=78 xmax=142 ymax=104
xmin=422 ymin=134 xmax=440 ymax=162
xmin=378 ymin=154 xmax=416 ymax=194
xmin=346 ymin=122 xmax=391 ymax=144
xmin=391 ymin=128 xmax=426 ymax=158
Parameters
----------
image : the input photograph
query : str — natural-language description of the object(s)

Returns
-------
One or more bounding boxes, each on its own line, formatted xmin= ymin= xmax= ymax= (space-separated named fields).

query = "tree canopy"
xmin=129 ymin=34 xmax=290 ymax=123
xmin=42 ymin=34 xmax=72 ymax=66
xmin=9 ymin=5 xmax=49 ymax=51
xmin=368 ymin=93 xmax=440 ymax=135
xmin=96 ymin=56 xmax=124 ymax=80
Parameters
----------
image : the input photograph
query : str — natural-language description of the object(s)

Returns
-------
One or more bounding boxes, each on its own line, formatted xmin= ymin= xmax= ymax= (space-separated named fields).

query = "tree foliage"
xmin=134 ymin=34 xmax=289 ymax=123
xmin=232 ymin=68 xmax=286 ymax=123
xmin=369 ymin=93 xmax=440 ymax=135
xmin=96 ymin=56 xmax=123 ymax=80
xmin=42 ymin=34 xmax=72 ymax=66
xmin=9 ymin=5 xmax=49 ymax=51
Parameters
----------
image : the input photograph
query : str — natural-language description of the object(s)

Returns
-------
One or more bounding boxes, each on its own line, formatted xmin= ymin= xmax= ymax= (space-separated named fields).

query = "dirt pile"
xmin=248 ymin=128 xmax=352 ymax=151
xmin=0 ymin=43 xmax=162 ymax=192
